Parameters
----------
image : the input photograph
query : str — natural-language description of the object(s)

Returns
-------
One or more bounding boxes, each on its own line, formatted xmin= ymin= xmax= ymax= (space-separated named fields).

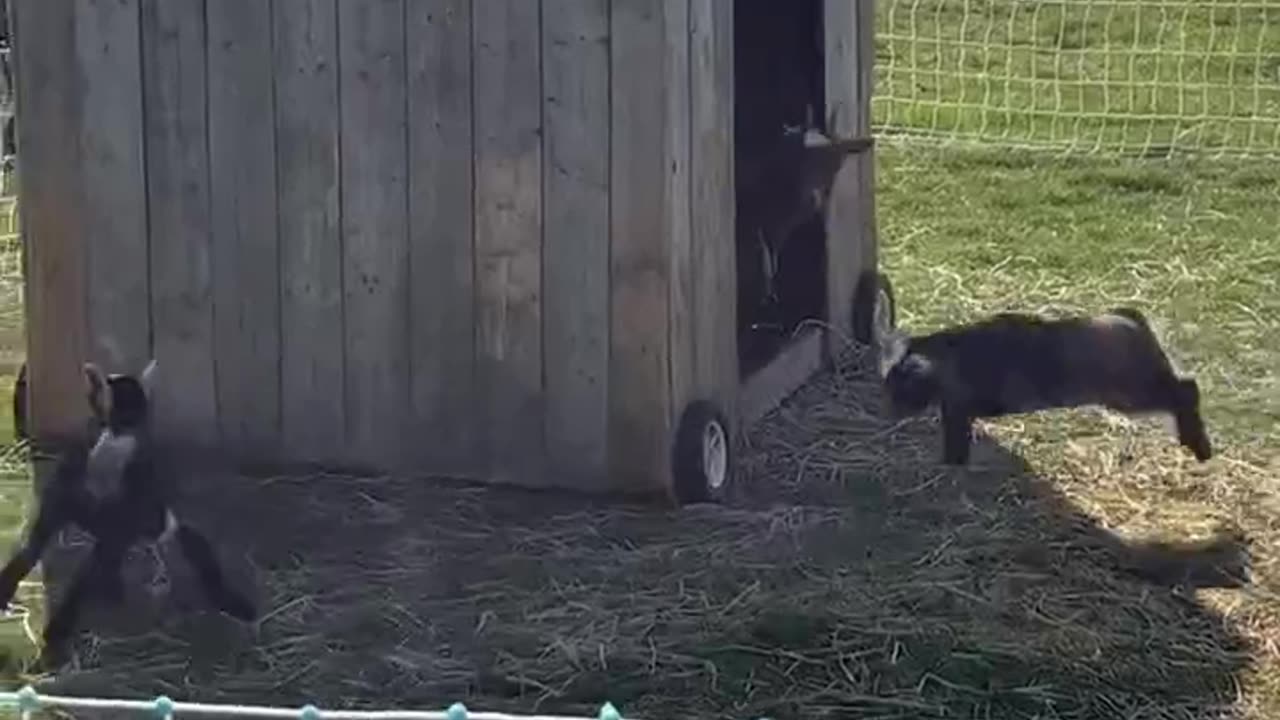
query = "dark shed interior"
xmin=733 ymin=0 xmax=831 ymax=378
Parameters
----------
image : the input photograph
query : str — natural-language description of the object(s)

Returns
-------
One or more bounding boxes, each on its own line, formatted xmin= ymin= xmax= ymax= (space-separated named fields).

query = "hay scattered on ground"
xmin=26 ymin=347 xmax=1275 ymax=720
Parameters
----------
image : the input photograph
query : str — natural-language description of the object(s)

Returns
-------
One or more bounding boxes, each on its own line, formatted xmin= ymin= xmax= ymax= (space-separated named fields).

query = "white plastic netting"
xmin=872 ymin=0 xmax=1280 ymax=158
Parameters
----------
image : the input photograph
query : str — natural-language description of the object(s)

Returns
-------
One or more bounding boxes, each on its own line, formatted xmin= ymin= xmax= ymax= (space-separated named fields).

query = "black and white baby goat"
xmin=878 ymin=308 xmax=1214 ymax=466
xmin=0 ymin=360 xmax=255 ymax=666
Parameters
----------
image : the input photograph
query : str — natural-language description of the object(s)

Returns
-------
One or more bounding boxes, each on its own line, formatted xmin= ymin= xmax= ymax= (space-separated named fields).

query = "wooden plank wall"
xmin=823 ymin=0 xmax=878 ymax=359
xmin=12 ymin=0 xmax=87 ymax=446
xmin=142 ymin=0 xmax=219 ymax=451
xmin=687 ymin=0 xmax=737 ymax=430
xmin=338 ymin=0 xmax=411 ymax=470
xmin=209 ymin=0 xmax=282 ymax=460
xmin=542 ymin=0 xmax=611 ymax=488
xmin=16 ymin=0 xmax=746 ymax=497
xmin=473 ymin=1 xmax=545 ymax=486
xmin=406 ymin=0 xmax=475 ymax=476
xmin=274 ymin=0 xmax=344 ymax=464
xmin=77 ymin=0 xmax=149 ymax=376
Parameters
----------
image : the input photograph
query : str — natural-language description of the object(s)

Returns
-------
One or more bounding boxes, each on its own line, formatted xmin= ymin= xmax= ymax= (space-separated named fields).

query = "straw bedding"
xmin=28 ymin=347 xmax=1264 ymax=720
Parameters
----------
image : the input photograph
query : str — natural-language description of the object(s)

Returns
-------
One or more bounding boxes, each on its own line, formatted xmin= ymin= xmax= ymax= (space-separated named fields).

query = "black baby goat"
xmin=878 ymin=308 xmax=1214 ymax=466
xmin=0 ymin=360 xmax=255 ymax=667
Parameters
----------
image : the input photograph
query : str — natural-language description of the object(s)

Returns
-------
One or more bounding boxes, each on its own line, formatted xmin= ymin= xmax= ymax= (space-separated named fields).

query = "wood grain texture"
xmin=541 ymin=0 xmax=610 ymax=490
xmin=12 ymin=0 xmax=87 ymax=444
xmin=689 ymin=0 xmax=737 ymax=422
xmin=140 ymin=0 xmax=217 ymax=449
xmin=855 ymin=0 xmax=879 ymax=284
xmin=76 ymin=0 xmax=149 ymax=374
xmin=823 ymin=0 xmax=867 ymax=359
xmin=739 ymin=326 xmax=821 ymax=426
xmin=663 ymin=0 xmax=694 ymax=456
xmin=208 ymin=0 xmax=282 ymax=459
xmin=406 ymin=0 xmax=475 ymax=474
xmin=609 ymin=0 xmax=673 ymax=496
xmin=472 ymin=1 xmax=544 ymax=486
xmin=274 ymin=0 xmax=344 ymax=464
xmin=338 ymin=0 xmax=410 ymax=468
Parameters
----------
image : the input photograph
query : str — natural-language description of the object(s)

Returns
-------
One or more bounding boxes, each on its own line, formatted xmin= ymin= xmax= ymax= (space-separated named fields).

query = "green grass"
xmin=0 ymin=190 xmax=35 ymax=679
xmin=874 ymin=129 xmax=1280 ymax=720
xmin=0 ymin=374 xmax=37 ymax=681
xmin=873 ymin=0 xmax=1280 ymax=154
xmin=879 ymin=145 xmax=1280 ymax=451
xmin=867 ymin=4 xmax=1280 ymax=716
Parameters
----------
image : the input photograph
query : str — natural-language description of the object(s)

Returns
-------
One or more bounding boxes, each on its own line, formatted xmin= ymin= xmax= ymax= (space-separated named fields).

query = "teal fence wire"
xmin=0 ymin=687 xmax=648 ymax=720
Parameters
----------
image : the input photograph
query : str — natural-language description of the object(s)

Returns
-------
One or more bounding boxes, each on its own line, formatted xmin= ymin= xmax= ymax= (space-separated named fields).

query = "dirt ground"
xmin=28 ymin=352 xmax=1254 ymax=720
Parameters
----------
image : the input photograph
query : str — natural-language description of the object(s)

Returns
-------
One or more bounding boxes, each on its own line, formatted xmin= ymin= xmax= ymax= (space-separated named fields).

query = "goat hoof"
xmin=1186 ymin=440 xmax=1212 ymax=462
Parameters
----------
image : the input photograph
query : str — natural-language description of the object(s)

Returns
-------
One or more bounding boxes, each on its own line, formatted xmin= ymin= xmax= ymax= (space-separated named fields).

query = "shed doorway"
xmin=733 ymin=0 xmax=831 ymax=379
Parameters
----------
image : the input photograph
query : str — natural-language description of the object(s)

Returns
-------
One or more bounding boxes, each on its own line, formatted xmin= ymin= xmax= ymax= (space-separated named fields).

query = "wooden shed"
xmin=12 ymin=0 xmax=887 ymax=504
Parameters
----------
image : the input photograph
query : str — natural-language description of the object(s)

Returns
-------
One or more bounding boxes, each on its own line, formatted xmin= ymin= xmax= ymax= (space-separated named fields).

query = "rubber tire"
xmin=671 ymin=400 xmax=733 ymax=505
xmin=851 ymin=270 xmax=896 ymax=345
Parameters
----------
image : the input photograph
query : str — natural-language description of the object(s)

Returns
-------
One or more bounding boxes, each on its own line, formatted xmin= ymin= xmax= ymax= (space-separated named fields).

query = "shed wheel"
xmin=851 ymin=270 xmax=896 ymax=346
xmin=671 ymin=399 xmax=733 ymax=505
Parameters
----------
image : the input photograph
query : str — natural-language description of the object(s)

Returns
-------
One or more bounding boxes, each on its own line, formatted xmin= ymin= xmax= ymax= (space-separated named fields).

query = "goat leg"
xmin=940 ymin=400 xmax=974 ymax=466
xmin=1173 ymin=378 xmax=1213 ymax=462
xmin=96 ymin=551 xmax=127 ymax=607
xmin=174 ymin=523 xmax=256 ymax=622
xmin=39 ymin=541 xmax=125 ymax=668
xmin=0 ymin=493 xmax=71 ymax=610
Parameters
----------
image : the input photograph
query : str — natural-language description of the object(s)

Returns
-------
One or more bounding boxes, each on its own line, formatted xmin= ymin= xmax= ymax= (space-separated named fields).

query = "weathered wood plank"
xmin=406 ymin=0 xmax=475 ymax=474
xmin=274 ymin=0 xmax=344 ymax=465
xmin=823 ymin=0 xmax=867 ymax=358
xmin=12 ymin=0 xmax=87 ymax=444
xmin=739 ymin=325 xmax=822 ymax=426
xmin=141 ymin=0 xmax=218 ymax=449
xmin=338 ymin=0 xmax=410 ymax=468
xmin=609 ymin=0 xmax=673 ymax=496
xmin=76 ymin=0 xmax=149 ymax=374
xmin=689 ymin=0 xmax=737 ymax=421
xmin=472 ymin=1 xmax=544 ymax=486
xmin=541 ymin=0 xmax=610 ymax=490
xmin=14 ymin=0 xmax=90 ymax=577
xmin=855 ymin=0 xmax=879 ymax=291
xmin=664 ymin=0 xmax=695 ymax=455
xmin=208 ymin=0 xmax=281 ymax=460
xmin=855 ymin=0 xmax=876 ymax=138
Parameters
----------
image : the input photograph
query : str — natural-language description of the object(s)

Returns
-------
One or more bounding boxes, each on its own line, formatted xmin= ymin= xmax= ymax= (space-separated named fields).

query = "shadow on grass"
xmin=8 ymin=360 xmax=1256 ymax=720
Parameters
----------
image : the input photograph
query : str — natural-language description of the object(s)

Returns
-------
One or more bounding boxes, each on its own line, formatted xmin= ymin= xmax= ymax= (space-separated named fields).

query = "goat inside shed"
xmin=733 ymin=0 xmax=833 ymax=379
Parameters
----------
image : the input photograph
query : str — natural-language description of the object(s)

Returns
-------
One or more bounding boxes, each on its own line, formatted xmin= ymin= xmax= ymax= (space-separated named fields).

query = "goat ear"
xmin=877 ymin=330 xmax=909 ymax=380
xmin=138 ymin=358 xmax=158 ymax=399
xmin=84 ymin=362 xmax=109 ymax=419
xmin=83 ymin=363 xmax=106 ymax=394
